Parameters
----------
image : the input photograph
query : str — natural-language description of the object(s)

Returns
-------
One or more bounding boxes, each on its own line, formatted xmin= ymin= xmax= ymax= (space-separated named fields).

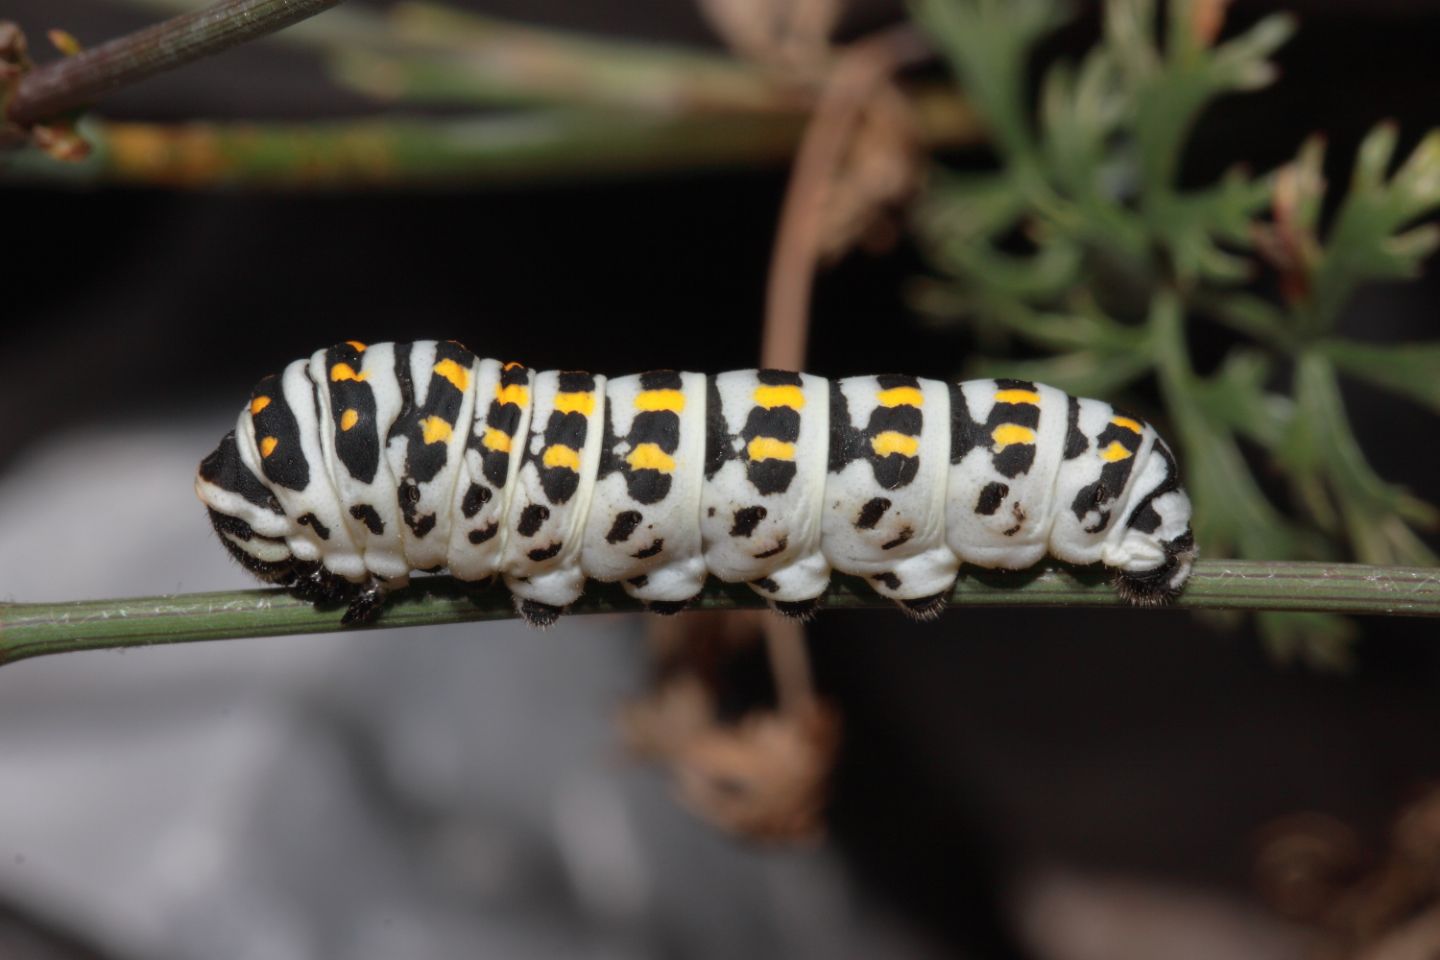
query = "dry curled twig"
xmin=620 ymin=674 xmax=840 ymax=842
xmin=698 ymin=0 xmax=840 ymax=76
xmin=763 ymin=23 xmax=931 ymax=370
xmin=628 ymin=601 xmax=836 ymax=841
xmin=1256 ymin=785 xmax=1440 ymax=960
xmin=3 ymin=0 xmax=343 ymax=133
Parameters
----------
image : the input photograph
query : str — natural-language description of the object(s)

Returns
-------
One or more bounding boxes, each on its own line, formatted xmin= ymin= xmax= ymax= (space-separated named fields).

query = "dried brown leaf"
xmin=669 ymin=701 xmax=840 ymax=842
xmin=1393 ymin=784 xmax=1440 ymax=864
xmin=0 ymin=21 xmax=32 ymax=148
xmin=1190 ymin=0 xmax=1232 ymax=49
xmin=619 ymin=674 xmax=716 ymax=760
xmin=1256 ymin=785 xmax=1440 ymax=959
xmin=1352 ymin=903 xmax=1440 ymax=960
xmin=643 ymin=608 xmax=766 ymax=678
xmin=698 ymin=0 xmax=841 ymax=75
xmin=31 ymin=120 xmax=90 ymax=161
xmin=1253 ymin=136 xmax=1325 ymax=305
xmin=818 ymin=81 xmax=922 ymax=262
xmin=1255 ymin=811 xmax=1367 ymax=924
xmin=621 ymin=673 xmax=840 ymax=843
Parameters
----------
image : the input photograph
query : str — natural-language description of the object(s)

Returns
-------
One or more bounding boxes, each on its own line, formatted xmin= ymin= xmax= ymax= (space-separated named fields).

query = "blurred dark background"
xmin=3 ymin=2 xmax=1440 ymax=959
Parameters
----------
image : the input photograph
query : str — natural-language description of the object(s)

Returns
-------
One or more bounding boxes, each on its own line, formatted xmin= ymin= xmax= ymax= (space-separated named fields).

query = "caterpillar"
xmin=196 ymin=340 xmax=1195 ymax=627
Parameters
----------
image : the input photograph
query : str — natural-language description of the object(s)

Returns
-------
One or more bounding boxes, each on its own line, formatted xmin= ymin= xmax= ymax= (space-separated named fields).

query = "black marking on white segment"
xmin=297 ymin=513 xmax=330 ymax=540
xmin=251 ymin=374 xmax=309 ymax=491
xmin=461 ymin=483 xmax=492 ymax=519
xmin=730 ymin=506 xmax=767 ymax=537
xmin=516 ymin=504 xmax=550 ymax=537
xmin=199 ymin=432 xmax=284 ymax=514
xmin=975 ymin=482 xmax=1008 ymax=516
xmin=349 ymin=504 xmax=384 ymax=535
xmin=325 ymin=342 xmax=380 ymax=484
xmin=606 ymin=510 xmax=643 ymax=544
xmin=855 ymin=497 xmax=891 ymax=529
xmin=468 ymin=522 xmax=499 ymax=544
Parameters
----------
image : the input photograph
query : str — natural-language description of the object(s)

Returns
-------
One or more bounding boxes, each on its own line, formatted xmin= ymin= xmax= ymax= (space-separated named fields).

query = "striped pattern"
xmin=197 ymin=342 xmax=1196 ymax=626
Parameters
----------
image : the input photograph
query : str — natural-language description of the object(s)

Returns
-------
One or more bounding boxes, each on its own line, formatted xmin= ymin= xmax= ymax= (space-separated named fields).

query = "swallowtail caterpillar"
xmin=197 ymin=340 xmax=1196 ymax=626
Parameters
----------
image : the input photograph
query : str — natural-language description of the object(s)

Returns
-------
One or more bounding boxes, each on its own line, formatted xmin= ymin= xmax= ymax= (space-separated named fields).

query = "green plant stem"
xmin=2 ymin=561 xmax=1436 ymax=667
xmin=326 ymin=2 xmax=815 ymax=114
xmin=107 ymin=0 xmax=810 ymax=113
xmin=7 ymin=0 xmax=344 ymax=127
xmin=0 ymin=89 xmax=979 ymax=187
xmin=0 ymin=112 xmax=807 ymax=186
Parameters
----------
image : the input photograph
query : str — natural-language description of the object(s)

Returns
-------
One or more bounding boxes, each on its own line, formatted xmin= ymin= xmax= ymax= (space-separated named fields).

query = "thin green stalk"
xmin=6 ymin=0 xmax=344 ymax=127
xmin=325 ymin=3 xmax=814 ymax=114
xmin=1 ymin=89 xmax=979 ymax=188
xmin=2 ymin=561 xmax=1436 ymax=667
xmin=1 ymin=112 xmax=808 ymax=187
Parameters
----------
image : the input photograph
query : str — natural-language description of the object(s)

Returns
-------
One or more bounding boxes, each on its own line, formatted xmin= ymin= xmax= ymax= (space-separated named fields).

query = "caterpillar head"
xmin=1113 ymin=440 xmax=1196 ymax=605
xmin=195 ymin=430 xmax=297 ymax=581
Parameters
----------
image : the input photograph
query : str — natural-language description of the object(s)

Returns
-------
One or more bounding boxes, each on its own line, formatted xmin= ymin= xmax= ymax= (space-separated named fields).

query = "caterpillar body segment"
xmin=583 ymin=370 xmax=709 ymax=605
xmin=700 ymin=370 xmax=831 ymax=610
xmin=445 ymin=358 xmax=533 ymax=581
xmin=197 ymin=340 xmax=1197 ymax=626
xmin=824 ymin=374 xmax=956 ymax=613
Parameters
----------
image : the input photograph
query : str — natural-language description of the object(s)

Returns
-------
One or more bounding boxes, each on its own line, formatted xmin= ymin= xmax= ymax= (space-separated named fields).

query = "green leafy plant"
xmin=910 ymin=0 xmax=1440 ymax=666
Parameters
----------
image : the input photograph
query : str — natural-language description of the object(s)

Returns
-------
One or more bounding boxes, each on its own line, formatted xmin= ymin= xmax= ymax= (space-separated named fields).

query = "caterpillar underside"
xmin=197 ymin=340 xmax=1196 ymax=627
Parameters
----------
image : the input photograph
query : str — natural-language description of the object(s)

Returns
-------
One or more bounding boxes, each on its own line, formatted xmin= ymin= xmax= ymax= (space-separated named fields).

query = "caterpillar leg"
xmin=897 ymin=593 xmax=948 ymax=621
xmin=341 ymin=577 xmax=390 ymax=625
xmin=645 ymin=599 xmax=693 ymax=616
xmin=287 ymin=561 xmax=362 ymax=606
xmin=516 ymin=598 xmax=566 ymax=628
xmin=1113 ymin=530 xmax=1196 ymax=606
xmin=772 ymin=598 xmax=820 ymax=621
xmin=746 ymin=548 xmax=830 ymax=618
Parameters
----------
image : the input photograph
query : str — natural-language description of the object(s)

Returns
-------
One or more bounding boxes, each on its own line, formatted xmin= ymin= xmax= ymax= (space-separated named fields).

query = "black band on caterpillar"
xmin=196 ymin=341 xmax=1196 ymax=626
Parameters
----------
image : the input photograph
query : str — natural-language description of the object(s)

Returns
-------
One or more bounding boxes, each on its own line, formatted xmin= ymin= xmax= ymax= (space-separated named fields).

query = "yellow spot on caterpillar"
xmin=747 ymin=437 xmax=795 ymax=461
xmin=871 ymin=432 xmax=919 ymax=457
xmin=339 ymin=409 xmax=359 ymax=431
xmin=346 ymin=340 xmax=367 ymax=352
xmin=260 ymin=436 xmax=279 ymax=458
xmin=991 ymin=424 xmax=1035 ymax=448
xmin=482 ymin=428 xmax=511 ymax=453
xmin=635 ymin=389 xmax=685 ymax=413
xmin=331 ymin=362 xmax=367 ymax=382
xmin=420 ymin=416 xmax=452 ymax=444
xmin=496 ymin=383 xmax=529 ymax=407
xmin=543 ymin=444 xmax=581 ymax=470
xmin=554 ymin=391 xmax=595 ymax=416
xmin=503 ymin=361 xmax=525 ymax=371
xmin=877 ymin=386 xmax=923 ymax=408
xmin=627 ymin=443 xmax=675 ymax=472
xmin=994 ymin=389 xmax=1040 ymax=405
xmin=433 ymin=358 xmax=470 ymax=392
xmin=753 ymin=384 xmax=805 ymax=410
xmin=1100 ymin=440 xmax=1133 ymax=462
xmin=1111 ymin=416 xmax=1143 ymax=434
xmin=250 ymin=395 xmax=271 ymax=415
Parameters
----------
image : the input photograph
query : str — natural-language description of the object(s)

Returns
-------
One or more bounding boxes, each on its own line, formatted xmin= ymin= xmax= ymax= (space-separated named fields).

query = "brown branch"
xmin=751 ymin=22 xmax=937 ymax=721
xmin=761 ymin=22 xmax=932 ymax=370
xmin=5 ymin=0 xmax=344 ymax=128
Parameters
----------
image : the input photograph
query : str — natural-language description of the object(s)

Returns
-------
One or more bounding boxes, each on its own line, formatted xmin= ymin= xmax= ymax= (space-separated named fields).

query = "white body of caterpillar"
xmin=196 ymin=340 xmax=1196 ymax=624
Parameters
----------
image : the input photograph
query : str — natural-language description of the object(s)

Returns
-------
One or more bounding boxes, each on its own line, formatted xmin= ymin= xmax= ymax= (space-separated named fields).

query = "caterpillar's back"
xmin=197 ymin=340 xmax=1196 ymax=625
